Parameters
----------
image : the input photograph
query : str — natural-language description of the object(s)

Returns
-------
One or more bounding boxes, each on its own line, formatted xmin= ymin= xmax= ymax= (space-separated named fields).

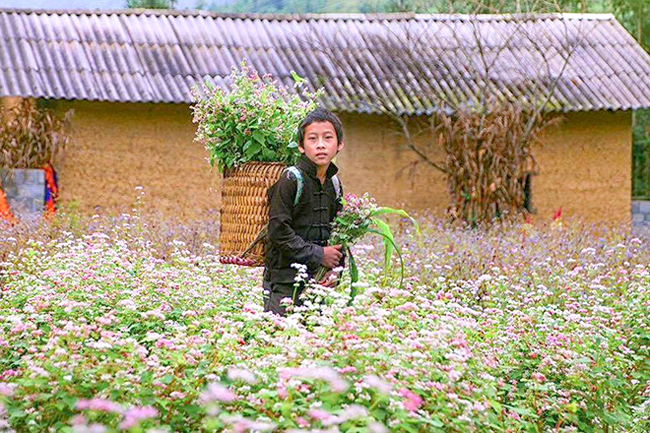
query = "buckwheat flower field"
xmin=0 ymin=210 xmax=648 ymax=432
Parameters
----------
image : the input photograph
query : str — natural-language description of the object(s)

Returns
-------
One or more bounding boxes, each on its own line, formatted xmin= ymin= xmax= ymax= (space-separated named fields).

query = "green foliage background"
xmin=126 ymin=0 xmax=177 ymax=8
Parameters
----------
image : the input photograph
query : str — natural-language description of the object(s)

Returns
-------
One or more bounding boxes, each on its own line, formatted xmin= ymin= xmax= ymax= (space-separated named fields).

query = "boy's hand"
xmin=318 ymin=270 xmax=338 ymax=288
xmin=321 ymin=245 xmax=343 ymax=269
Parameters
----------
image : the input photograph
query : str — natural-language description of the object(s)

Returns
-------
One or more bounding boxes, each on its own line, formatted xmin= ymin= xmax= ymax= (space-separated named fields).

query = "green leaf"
xmin=182 ymin=404 xmax=203 ymax=417
xmin=346 ymin=245 xmax=359 ymax=306
xmin=280 ymin=401 xmax=293 ymax=419
xmin=348 ymin=249 xmax=359 ymax=284
xmin=489 ymin=399 xmax=502 ymax=413
xmin=504 ymin=404 xmax=538 ymax=418
xmin=252 ymin=131 xmax=265 ymax=145
xmin=346 ymin=428 xmax=368 ymax=433
xmin=161 ymin=374 xmax=174 ymax=385
xmin=63 ymin=395 xmax=78 ymax=410
xmin=290 ymin=70 xmax=306 ymax=85
xmin=371 ymin=217 xmax=395 ymax=276
xmin=245 ymin=141 xmax=261 ymax=158
xmin=366 ymin=228 xmax=405 ymax=288
xmin=418 ymin=417 xmax=444 ymax=428
xmin=395 ymin=422 xmax=419 ymax=433
xmin=370 ymin=207 xmax=421 ymax=240
xmin=141 ymin=371 xmax=153 ymax=383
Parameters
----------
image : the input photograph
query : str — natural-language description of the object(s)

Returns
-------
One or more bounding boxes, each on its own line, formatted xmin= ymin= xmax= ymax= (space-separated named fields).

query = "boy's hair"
xmin=297 ymin=107 xmax=344 ymax=147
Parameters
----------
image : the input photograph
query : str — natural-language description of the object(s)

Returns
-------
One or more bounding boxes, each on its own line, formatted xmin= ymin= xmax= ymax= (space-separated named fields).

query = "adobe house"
xmin=1 ymin=8 xmax=649 ymax=222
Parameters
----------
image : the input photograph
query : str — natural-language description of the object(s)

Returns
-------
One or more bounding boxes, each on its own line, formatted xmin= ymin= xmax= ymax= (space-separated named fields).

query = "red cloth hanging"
xmin=0 ymin=183 xmax=18 ymax=225
xmin=42 ymin=163 xmax=58 ymax=217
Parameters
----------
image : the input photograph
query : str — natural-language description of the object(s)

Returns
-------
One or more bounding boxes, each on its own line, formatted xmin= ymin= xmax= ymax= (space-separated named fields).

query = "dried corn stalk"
xmin=0 ymin=99 xmax=72 ymax=169
xmin=435 ymin=102 xmax=560 ymax=224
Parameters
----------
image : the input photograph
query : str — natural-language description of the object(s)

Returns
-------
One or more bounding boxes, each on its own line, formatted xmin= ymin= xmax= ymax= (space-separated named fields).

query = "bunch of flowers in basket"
xmin=315 ymin=193 xmax=420 ymax=302
xmin=191 ymin=60 xmax=322 ymax=172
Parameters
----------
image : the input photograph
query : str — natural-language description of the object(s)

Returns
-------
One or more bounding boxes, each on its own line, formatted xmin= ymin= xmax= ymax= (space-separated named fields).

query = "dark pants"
xmin=262 ymin=280 xmax=306 ymax=316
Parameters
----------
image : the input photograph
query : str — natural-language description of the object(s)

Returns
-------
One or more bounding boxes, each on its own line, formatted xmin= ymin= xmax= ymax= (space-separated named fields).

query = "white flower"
xmin=477 ymin=274 xmax=492 ymax=283
xmin=364 ymin=375 xmax=392 ymax=394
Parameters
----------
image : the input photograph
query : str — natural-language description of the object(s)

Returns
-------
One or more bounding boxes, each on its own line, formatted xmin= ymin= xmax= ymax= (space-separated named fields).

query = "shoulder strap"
xmin=285 ymin=167 xmax=340 ymax=205
xmin=285 ymin=166 xmax=303 ymax=206
xmin=332 ymin=174 xmax=341 ymax=199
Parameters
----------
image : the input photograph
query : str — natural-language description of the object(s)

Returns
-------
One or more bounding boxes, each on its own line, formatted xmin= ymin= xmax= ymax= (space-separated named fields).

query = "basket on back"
xmin=219 ymin=162 xmax=286 ymax=266
xmin=191 ymin=61 xmax=322 ymax=266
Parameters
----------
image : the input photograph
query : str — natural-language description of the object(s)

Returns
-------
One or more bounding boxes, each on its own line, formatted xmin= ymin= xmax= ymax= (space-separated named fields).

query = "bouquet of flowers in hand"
xmin=315 ymin=193 xmax=420 ymax=302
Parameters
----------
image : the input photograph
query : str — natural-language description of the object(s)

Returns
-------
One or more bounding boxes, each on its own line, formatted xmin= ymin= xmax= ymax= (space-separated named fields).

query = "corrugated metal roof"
xmin=0 ymin=8 xmax=649 ymax=114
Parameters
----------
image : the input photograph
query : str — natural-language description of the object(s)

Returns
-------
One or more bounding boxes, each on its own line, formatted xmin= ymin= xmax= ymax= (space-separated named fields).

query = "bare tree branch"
xmin=298 ymin=0 xmax=585 ymax=224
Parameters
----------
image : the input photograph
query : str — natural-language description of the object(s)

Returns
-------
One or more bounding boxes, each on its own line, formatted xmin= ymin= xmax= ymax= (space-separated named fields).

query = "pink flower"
xmin=155 ymin=339 xmax=174 ymax=349
xmin=448 ymin=369 xmax=462 ymax=382
xmin=10 ymin=323 xmax=28 ymax=334
xmin=0 ymin=383 xmax=15 ymax=397
xmin=308 ymin=408 xmax=333 ymax=421
xmin=483 ymin=356 xmax=498 ymax=368
xmin=200 ymin=383 xmax=237 ymax=403
xmin=398 ymin=388 xmax=423 ymax=412
xmin=339 ymin=405 xmax=368 ymax=421
xmin=230 ymin=417 xmax=275 ymax=432
xmin=369 ymin=422 xmax=388 ymax=433
xmin=243 ymin=303 xmax=261 ymax=314
xmin=120 ymin=406 xmax=158 ymax=429
xmin=531 ymin=372 xmax=546 ymax=383
xmin=169 ymin=391 xmax=185 ymax=399
xmin=70 ymin=414 xmax=87 ymax=426
xmin=281 ymin=366 xmax=348 ymax=392
xmin=72 ymin=424 xmax=107 ymax=433
xmin=76 ymin=398 xmax=122 ymax=414
xmin=364 ymin=375 xmax=392 ymax=394
xmin=227 ymin=367 xmax=257 ymax=384
xmin=396 ymin=302 xmax=418 ymax=312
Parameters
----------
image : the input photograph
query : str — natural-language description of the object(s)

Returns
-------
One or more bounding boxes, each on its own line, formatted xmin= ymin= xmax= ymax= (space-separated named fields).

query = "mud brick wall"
xmin=50 ymin=100 xmax=631 ymax=223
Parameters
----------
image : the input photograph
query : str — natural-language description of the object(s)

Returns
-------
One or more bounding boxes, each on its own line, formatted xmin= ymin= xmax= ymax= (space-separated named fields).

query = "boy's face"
xmin=299 ymin=121 xmax=344 ymax=168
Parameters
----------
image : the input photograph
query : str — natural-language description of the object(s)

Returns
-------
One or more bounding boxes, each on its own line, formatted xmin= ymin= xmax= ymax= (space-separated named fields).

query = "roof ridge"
xmin=0 ymin=8 xmax=616 ymax=22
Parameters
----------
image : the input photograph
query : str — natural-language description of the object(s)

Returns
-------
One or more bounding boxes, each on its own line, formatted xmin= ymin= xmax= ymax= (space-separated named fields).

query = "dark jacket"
xmin=263 ymin=154 xmax=344 ymax=284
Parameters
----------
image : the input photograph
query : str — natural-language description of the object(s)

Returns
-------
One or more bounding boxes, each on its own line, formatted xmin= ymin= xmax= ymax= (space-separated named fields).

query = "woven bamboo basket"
xmin=219 ymin=161 xmax=287 ymax=267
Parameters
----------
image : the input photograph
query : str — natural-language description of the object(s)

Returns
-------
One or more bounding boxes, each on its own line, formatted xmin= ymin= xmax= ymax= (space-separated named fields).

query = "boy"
xmin=262 ymin=107 xmax=346 ymax=316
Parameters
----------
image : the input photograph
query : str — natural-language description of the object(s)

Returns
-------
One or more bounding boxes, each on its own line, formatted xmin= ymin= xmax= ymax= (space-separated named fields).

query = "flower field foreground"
xmin=0 ymin=211 xmax=648 ymax=432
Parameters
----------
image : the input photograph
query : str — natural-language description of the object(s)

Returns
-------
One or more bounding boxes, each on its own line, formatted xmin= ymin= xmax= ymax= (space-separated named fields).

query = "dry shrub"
xmin=435 ymin=102 xmax=561 ymax=224
xmin=0 ymin=99 xmax=73 ymax=169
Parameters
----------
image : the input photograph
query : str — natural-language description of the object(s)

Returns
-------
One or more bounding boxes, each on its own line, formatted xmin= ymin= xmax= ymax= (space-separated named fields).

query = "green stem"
xmin=314 ymin=266 xmax=327 ymax=283
xmin=366 ymin=229 xmax=405 ymax=288
xmin=346 ymin=245 xmax=358 ymax=305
